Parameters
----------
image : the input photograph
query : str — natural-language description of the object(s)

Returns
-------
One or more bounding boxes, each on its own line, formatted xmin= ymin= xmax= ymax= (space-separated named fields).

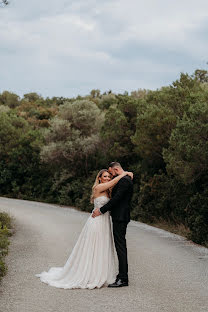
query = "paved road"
xmin=0 ymin=197 xmax=207 ymax=312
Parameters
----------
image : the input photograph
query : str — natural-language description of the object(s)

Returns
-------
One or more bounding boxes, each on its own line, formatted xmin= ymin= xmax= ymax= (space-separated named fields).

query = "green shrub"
xmin=0 ymin=258 xmax=7 ymax=279
xmin=0 ymin=212 xmax=12 ymax=282
xmin=75 ymin=172 xmax=97 ymax=212
xmin=186 ymin=188 xmax=208 ymax=246
xmin=131 ymin=173 xmax=192 ymax=224
xmin=0 ymin=212 xmax=11 ymax=229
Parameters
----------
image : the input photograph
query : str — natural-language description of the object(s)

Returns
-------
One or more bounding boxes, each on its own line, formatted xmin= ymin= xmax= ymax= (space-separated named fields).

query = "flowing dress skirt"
xmin=35 ymin=197 xmax=117 ymax=289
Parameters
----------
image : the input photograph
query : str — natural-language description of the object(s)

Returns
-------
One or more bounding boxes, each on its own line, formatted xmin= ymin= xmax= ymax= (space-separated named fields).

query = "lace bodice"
xmin=94 ymin=196 xmax=110 ymax=209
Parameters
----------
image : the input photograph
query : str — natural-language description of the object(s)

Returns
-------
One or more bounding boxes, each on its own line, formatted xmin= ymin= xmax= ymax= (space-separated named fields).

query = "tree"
xmin=193 ymin=69 xmax=208 ymax=83
xmin=41 ymin=100 xmax=104 ymax=176
xmin=17 ymin=98 xmax=57 ymax=128
xmin=101 ymin=94 xmax=139 ymax=165
xmin=131 ymin=73 xmax=205 ymax=166
xmin=0 ymin=91 xmax=20 ymax=108
xmin=186 ymin=189 xmax=208 ymax=246
xmin=98 ymin=93 xmax=117 ymax=110
xmin=90 ymin=89 xmax=101 ymax=98
xmin=132 ymin=103 xmax=176 ymax=162
xmin=131 ymin=172 xmax=190 ymax=224
xmin=0 ymin=111 xmax=49 ymax=198
xmin=163 ymin=101 xmax=208 ymax=185
xmin=23 ymin=92 xmax=42 ymax=102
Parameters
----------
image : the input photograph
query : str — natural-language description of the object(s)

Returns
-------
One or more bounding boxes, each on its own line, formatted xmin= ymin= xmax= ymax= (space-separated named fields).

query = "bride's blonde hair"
xmin=90 ymin=169 xmax=111 ymax=203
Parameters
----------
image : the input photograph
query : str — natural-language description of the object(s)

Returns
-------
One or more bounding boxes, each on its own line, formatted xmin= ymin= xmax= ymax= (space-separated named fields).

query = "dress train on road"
xmin=35 ymin=196 xmax=117 ymax=289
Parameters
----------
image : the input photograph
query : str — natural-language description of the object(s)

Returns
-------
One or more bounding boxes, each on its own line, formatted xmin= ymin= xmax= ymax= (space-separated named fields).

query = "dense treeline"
xmin=0 ymin=69 xmax=207 ymax=246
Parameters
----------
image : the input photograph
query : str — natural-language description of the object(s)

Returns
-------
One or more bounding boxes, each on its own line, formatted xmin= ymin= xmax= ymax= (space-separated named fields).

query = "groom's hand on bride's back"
xmin=92 ymin=208 xmax=101 ymax=218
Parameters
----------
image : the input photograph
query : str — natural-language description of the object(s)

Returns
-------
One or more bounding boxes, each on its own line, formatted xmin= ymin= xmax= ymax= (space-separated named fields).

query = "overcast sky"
xmin=0 ymin=0 xmax=208 ymax=98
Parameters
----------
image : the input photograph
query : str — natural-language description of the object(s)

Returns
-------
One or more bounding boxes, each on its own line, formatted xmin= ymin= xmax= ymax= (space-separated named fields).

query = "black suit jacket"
xmin=100 ymin=175 xmax=133 ymax=223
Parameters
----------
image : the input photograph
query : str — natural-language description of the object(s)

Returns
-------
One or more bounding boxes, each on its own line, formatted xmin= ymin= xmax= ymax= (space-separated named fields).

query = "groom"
xmin=92 ymin=162 xmax=133 ymax=287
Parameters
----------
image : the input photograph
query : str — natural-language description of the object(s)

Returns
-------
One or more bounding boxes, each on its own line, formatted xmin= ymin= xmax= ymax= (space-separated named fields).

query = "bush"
xmin=0 ymin=212 xmax=12 ymax=281
xmin=131 ymin=173 xmax=192 ymax=224
xmin=163 ymin=101 xmax=208 ymax=185
xmin=0 ymin=258 xmax=7 ymax=279
xmin=0 ymin=212 xmax=11 ymax=229
xmin=186 ymin=188 xmax=208 ymax=246
xmin=75 ymin=171 xmax=97 ymax=212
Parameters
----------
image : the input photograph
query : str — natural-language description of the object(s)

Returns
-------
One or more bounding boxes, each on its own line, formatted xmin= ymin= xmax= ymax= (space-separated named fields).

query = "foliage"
xmin=163 ymin=101 xmax=208 ymax=185
xmin=75 ymin=171 xmax=97 ymax=212
xmin=17 ymin=93 xmax=57 ymax=128
xmin=194 ymin=69 xmax=208 ymax=83
xmin=186 ymin=188 xmax=208 ymax=246
xmin=132 ymin=103 xmax=176 ymax=162
xmin=0 ymin=69 xmax=208 ymax=246
xmin=0 ymin=212 xmax=11 ymax=229
xmin=41 ymin=100 xmax=104 ymax=176
xmin=0 ymin=111 xmax=52 ymax=200
xmin=101 ymin=94 xmax=138 ymax=164
xmin=0 ymin=212 xmax=12 ymax=281
xmin=131 ymin=173 xmax=193 ymax=224
xmin=98 ymin=93 xmax=117 ymax=110
xmin=0 ymin=91 xmax=20 ymax=108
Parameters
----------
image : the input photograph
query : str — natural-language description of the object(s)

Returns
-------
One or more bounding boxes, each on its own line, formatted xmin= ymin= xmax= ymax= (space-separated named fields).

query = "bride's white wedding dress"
xmin=35 ymin=196 xmax=117 ymax=289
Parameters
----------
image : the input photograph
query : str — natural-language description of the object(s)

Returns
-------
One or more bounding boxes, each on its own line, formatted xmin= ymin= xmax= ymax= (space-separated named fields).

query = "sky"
xmin=0 ymin=0 xmax=208 ymax=98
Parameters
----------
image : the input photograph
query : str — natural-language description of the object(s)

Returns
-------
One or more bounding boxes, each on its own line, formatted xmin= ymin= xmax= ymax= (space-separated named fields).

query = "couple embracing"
xmin=36 ymin=162 xmax=134 ymax=289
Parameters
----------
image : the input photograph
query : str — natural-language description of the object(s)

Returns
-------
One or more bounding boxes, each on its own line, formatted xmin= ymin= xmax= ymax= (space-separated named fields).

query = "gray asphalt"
xmin=0 ymin=197 xmax=207 ymax=312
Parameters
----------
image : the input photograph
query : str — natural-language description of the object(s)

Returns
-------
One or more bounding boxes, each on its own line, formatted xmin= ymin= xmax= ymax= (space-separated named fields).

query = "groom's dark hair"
xmin=109 ymin=162 xmax=122 ymax=168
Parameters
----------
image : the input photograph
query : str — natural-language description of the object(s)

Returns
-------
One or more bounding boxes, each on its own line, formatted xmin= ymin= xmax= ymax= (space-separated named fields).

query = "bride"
xmin=35 ymin=169 xmax=132 ymax=289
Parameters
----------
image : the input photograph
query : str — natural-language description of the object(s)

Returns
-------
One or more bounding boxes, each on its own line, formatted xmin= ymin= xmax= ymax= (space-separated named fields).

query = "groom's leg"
xmin=113 ymin=221 xmax=128 ymax=281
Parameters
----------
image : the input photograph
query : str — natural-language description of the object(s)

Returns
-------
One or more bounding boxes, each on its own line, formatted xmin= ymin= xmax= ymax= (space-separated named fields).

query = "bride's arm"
xmin=94 ymin=171 xmax=133 ymax=193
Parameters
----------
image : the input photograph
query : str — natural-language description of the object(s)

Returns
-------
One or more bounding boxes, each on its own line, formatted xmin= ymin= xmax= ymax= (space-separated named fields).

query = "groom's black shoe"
xmin=108 ymin=279 xmax=128 ymax=288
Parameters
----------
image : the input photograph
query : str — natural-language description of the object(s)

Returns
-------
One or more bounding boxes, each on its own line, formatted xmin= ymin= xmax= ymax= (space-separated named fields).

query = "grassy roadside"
xmin=144 ymin=220 xmax=208 ymax=249
xmin=0 ymin=212 xmax=13 ymax=282
xmin=145 ymin=220 xmax=192 ymax=241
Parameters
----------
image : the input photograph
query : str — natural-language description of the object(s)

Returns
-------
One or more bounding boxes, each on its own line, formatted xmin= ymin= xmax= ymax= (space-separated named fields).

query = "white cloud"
xmin=0 ymin=0 xmax=208 ymax=97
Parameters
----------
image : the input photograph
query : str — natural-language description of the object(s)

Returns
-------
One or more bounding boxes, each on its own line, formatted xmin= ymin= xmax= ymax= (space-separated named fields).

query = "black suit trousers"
xmin=112 ymin=221 xmax=128 ymax=281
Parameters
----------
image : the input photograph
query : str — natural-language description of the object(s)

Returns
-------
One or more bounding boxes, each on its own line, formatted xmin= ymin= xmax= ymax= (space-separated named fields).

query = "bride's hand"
xmin=125 ymin=171 xmax=133 ymax=180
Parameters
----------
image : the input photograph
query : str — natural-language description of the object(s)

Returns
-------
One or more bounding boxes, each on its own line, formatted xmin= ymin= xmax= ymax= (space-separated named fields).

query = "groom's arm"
xmin=99 ymin=178 xmax=129 ymax=214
